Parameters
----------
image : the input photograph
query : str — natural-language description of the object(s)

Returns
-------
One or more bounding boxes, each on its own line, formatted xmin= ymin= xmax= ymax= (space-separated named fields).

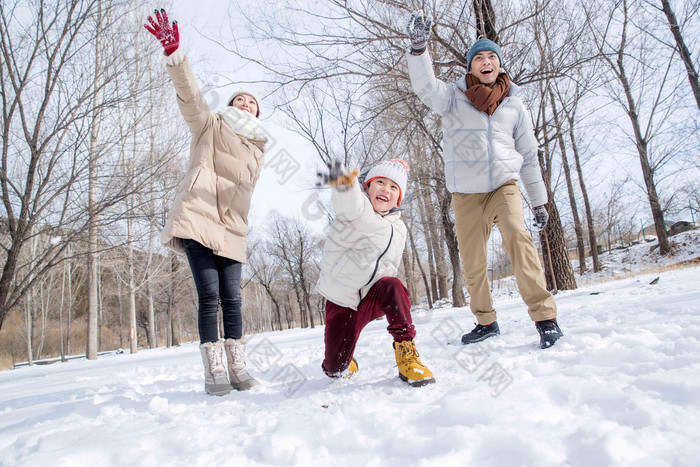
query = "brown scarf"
xmin=465 ymin=73 xmax=511 ymax=115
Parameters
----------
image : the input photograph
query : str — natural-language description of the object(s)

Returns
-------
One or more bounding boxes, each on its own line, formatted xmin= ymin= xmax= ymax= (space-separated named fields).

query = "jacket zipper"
xmin=358 ymin=225 xmax=394 ymax=302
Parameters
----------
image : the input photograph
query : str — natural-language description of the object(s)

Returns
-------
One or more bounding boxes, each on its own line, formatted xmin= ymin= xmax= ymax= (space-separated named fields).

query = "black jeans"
xmin=183 ymin=239 xmax=243 ymax=343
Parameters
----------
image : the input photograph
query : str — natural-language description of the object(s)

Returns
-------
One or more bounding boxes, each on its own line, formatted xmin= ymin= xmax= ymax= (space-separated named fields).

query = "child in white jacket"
xmin=315 ymin=159 xmax=435 ymax=387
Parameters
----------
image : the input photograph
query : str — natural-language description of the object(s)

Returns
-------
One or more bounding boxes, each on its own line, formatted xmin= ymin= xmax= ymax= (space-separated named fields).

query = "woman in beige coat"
xmin=145 ymin=8 xmax=266 ymax=396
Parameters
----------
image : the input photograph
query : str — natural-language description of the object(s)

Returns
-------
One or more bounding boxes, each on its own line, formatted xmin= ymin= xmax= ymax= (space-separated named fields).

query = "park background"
xmin=0 ymin=0 xmax=698 ymax=370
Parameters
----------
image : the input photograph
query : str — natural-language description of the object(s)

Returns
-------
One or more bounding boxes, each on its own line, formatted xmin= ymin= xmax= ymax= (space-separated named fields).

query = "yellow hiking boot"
xmin=393 ymin=340 xmax=436 ymax=387
xmin=343 ymin=358 xmax=358 ymax=379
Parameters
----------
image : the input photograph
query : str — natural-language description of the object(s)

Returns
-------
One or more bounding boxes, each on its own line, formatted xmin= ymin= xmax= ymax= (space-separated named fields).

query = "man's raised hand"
xmin=406 ymin=11 xmax=432 ymax=54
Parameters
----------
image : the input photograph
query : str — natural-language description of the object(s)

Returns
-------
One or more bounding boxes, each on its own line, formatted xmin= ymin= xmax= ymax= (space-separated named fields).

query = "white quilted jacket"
xmin=315 ymin=182 xmax=407 ymax=310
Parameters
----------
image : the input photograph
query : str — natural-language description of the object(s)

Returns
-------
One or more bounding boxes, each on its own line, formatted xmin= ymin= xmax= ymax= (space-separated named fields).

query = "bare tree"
xmin=535 ymin=78 xmax=577 ymax=291
xmin=86 ymin=0 xmax=107 ymax=360
xmin=584 ymin=0 xmax=691 ymax=255
xmin=0 ymin=1 xmax=127 ymax=333
xmin=405 ymin=210 xmax=433 ymax=309
xmin=266 ymin=214 xmax=322 ymax=329
xmin=553 ymin=77 xmax=603 ymax=272
xmin=655 ymin=0 xmax=700 ymax=109
xmin=247 ymin=246 xmax=286 ymax=331
xmin=548 ymin=89 xmax=587 ymax=275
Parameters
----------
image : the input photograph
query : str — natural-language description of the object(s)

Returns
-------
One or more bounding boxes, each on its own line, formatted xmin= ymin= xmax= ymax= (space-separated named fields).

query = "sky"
xmin=2 ymin=230 xmax=699 ymax=465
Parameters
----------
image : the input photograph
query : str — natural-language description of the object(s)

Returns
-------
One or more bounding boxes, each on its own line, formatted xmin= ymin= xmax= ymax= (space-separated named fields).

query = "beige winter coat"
xmin=160 ymin=54 xmax=266 ymax=263
xmin=315 ymin=181 xmax=407 ymax=310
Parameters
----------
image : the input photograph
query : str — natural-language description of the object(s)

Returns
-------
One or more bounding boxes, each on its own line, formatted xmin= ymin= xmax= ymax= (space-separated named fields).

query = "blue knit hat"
xmin=466 ymin=38 xmax=503 ymax=71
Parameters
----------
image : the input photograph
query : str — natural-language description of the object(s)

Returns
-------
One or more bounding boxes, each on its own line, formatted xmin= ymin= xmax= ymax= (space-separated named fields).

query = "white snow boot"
xmin=199 ymin=341 xmax=233 ymax=396
xmin=224 ymin=338 xmax=260 ymax=391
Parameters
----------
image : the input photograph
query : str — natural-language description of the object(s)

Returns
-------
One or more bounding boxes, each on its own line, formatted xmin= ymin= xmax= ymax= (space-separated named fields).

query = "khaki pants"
xmin=452 ymin=180 xmax=556 ymax=325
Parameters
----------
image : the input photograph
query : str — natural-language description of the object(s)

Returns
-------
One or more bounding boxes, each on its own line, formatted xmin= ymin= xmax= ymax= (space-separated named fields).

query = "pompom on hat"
xmin=227 ymin=89 xmax=262 ymax=117
xmin=363 ymin=158 xmax=410 ymax=207
xmin=465 ymin=38 xmax=503 ymax=71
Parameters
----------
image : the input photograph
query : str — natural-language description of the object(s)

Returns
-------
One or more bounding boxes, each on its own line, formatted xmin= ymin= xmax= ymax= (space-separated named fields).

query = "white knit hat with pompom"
xmin=363 ymin=158 xmax=410 ymax=207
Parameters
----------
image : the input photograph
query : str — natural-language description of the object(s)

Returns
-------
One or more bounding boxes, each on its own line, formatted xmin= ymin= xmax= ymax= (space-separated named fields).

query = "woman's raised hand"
xmin=144 ymin=8 xmax=179 ymax=56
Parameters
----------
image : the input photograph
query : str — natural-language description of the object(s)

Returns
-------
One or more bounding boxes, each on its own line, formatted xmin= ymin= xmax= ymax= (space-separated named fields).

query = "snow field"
xmin=1 ymin=266 xmax=699 ymax=466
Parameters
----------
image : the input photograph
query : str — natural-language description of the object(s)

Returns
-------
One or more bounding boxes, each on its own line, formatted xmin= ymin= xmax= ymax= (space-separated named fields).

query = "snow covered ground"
xmin=1 ymin=236 xmax=699 ymax=466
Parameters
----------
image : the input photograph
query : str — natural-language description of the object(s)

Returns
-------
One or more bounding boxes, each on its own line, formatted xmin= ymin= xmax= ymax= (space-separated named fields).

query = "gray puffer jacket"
xmin=406 ymin=50 xmax=547 ymax=206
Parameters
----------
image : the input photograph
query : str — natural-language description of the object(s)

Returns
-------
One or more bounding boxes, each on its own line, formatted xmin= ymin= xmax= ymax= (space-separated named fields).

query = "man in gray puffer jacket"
xmin=405 ymin=12 xmax=563 ymax=349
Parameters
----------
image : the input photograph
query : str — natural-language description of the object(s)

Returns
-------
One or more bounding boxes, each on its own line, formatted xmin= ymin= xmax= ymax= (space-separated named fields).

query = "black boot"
xmin=535 ymin=318 xmax=563 ymax=349
xmin=461 ymin=321 xmax=500 ymax=344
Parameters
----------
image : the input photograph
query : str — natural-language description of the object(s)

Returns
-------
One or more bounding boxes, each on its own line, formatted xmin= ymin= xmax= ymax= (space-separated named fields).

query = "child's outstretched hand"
xmin=316 ymin=161 xmax=359 ymax=189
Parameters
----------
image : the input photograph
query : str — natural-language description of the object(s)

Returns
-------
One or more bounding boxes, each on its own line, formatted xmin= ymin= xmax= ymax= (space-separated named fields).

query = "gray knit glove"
xmin=406 ymin=11 xmax=432 ymax=54
xmin=533 ymin=205 xmax=549 ymax=231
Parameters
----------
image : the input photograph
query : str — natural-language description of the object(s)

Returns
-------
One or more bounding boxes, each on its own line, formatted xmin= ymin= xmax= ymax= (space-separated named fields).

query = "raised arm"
xmin=317 ymin=161 xmax=365 ymax=221
xmin=404 ymin=11 xmax=454 ymax=117
xmin=144 ymin=8 xmax=212 ymax=136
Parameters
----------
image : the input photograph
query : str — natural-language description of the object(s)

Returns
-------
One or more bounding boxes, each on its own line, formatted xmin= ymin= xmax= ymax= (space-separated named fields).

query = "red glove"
xmin=144 ymin=8 xmax=179 ymax=56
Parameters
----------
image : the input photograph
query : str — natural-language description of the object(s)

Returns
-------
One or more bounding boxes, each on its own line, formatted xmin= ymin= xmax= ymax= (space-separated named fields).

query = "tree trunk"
xmin=401 ymin=247 xmax=420 ymax=306
xmin=407 ymin=225 xmax=432 ymax=309
xmin=66 ymin=251 xmax=73 ymax=356
xmin=37 ymin=273 xmax=53 ymax=359
xmin=86 ymin=107 xmax=100 ymax=358
xmin=59 ymin=252 xmax=67 ymax=361
xmin=566 ymin=109 xmax=601 ymax=272
xmin=166 ymin=255 xmax=173 ymax=347
xmin=538 ymin=147 xmax=577 ymax=291
xmin=473 ymin=0 xmax=500 ymax=43
xmin=304 ymin=292 xmax=316 ymax=328
xmin=292 ymin=281 xmax=307 ymax=328
xmin=549 ymin=90 xmax=586 ymax=275
xmin=170 ymin=252 xmax=181 ymax=346
xmin=86 ymin=0 xmax=104 ymax=360
xmin=536 ymin=78 xmax=578 ymax=291
xmin=127 ymin=210 xmax=138 ymax=354
xmin=316 ymin=296 xmax=326 ymax=326
xmin=297 ymin=235 xmax=315 ymax=329
xmin=615 ymin=52 xmax=671 ymax=254
xmin=144 ymin=201 xmax=157 ymax=347
xmin=438 ymin=186 xmax=466 ymax=307
xmin=260 ymin=278 xmax=283 ymax=330
xmin=97 ymin=257 xmax=103 ymax=351
xmin=146 ymin=277 xmax=156 ymax=348
xmin=116 ymin=276 xmax=124 ymax=349
xmin=417 ymin=190 xmax=439 ymax=301
xmin=660 ymin=0 xmax=700 ymax=109
xmin=594 ymin=0 xmax=671 ymax=255
xmin=25 ymin=295 xmax=34 ymax=366
xmin=424 ymin=189 xmax=450 ymax=299
xmin=144 ymin=192 xmax=157 ymax=346
xmin=285 ymin=296 xmax=295 ymax=329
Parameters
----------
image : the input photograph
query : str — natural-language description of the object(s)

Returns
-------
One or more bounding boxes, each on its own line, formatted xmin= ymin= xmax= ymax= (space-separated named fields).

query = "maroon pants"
xmin=322 ymin=277 xmax=416 ymax=376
